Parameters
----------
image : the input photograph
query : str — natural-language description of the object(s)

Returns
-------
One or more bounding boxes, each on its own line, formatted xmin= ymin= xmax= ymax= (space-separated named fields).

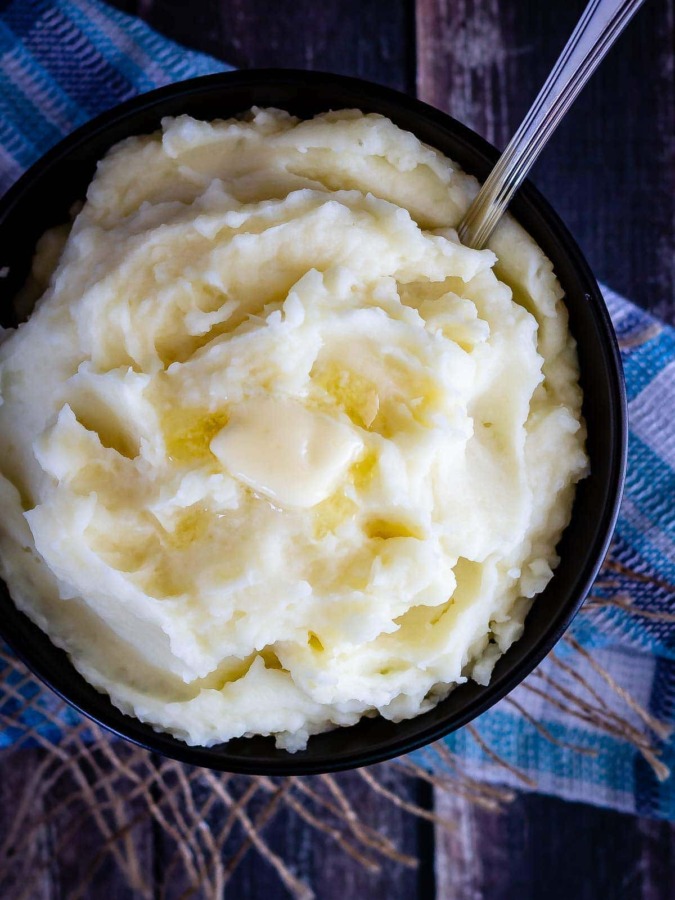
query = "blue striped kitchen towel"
xmin=1 ymin=0 xmax=673 ymax=820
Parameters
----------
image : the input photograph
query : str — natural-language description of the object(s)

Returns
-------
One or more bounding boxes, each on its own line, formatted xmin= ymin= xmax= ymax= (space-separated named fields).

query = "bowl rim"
xmin=0 ymin=68 xmax=628 ymax=774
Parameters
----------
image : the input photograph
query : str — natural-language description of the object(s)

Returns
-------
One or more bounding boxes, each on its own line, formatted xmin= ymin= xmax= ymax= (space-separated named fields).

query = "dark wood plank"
xmin=0 ymin=747 xmax=56 ymax=900
xmin=0 ymin=743 xmax=156 ymax=900
xmin=226 ymin=768 xmax=424 ymax=900
xmin=637 ymin=815 xmax=675 ymax=900
xmin=418 ymin=1 xmax=675 ymax=896
xmin=199 ymin=3 xmax=423 ymax=889
xmin=45 ymin=748 xmax=156 ymax=900
xmin=116 ymin=0 xmax=232 ymax=68
xmin=416 ymin=0 xmax=675 ymax=322
xmin=105 ymin=9 xmax=424 ymax=897
xmin=111 ymin=0 xmax=415 ymax=94
xmin=219 ymin=0 xmax=415 ymax=93
xmin=435 ymin=789 xmax=675 ymax=900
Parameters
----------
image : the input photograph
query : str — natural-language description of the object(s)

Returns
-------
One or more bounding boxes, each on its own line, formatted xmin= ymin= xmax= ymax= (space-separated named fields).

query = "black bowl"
xmin=0 ymin=70 xmax=626 ymax=774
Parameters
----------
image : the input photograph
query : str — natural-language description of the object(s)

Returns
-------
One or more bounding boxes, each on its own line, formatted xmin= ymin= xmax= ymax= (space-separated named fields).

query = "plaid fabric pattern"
xmin=1 ymin=0 xmax=673 ymax=819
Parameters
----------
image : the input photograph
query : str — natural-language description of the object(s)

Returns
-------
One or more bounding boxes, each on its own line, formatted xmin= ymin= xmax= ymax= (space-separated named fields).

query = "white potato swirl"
xmin=0 ymin=109 xmax=588 ymax=750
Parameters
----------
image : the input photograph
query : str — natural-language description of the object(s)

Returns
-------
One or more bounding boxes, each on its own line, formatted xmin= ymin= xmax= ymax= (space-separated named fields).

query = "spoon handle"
xmin=458 ymin=0 xmax=647 ymax=250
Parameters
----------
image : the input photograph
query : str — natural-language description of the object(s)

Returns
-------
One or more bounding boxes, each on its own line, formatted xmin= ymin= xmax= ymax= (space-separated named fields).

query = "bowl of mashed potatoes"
xmin=0 ymin=70 xmax=626 ymax=773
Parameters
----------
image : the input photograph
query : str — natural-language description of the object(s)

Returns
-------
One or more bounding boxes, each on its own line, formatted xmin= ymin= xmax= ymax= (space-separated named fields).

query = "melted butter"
xmin=313 ymin=362 xmax=380 ymax=428
xmin=210 ymin=396 xmax=363 ymax=509
xmin=146 ymin=557 xmax=189 ymax=598
xmin=307 ymin=631 xmax=324 ymax=652
xmin=194 ymin=654 xmax=256 ymax=690
xmin=259 ymin=646 xmax=284 ymax=670
xmin=313 ymin=358 xmax=442 ymax=437
xmin=313 ymin=491 xmax=358 ymax=539
xmin=90 ymin=528 xmax=158 ymax=574
xmin=365 ymin=518 xmax=424 ymax=540
xmin=351 ymin=450 xmax=378 ymax=488
xmin=165 ymin=504 xmax=210 ymax=549
xmin=163 ymin=408 xmax=229 ymax=463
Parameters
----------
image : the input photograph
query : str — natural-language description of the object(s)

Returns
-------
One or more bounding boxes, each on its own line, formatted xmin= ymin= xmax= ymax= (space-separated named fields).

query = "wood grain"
xmin=435 ymin=789 xmax=675 ymax=900
xmin=417 ymin=3 xmax=675 ymax=893
xmin=416 ymin=0 xmax=675 ymax=322
xmin=227 ymin=769 xmax=426 ymax=900
xmin=0 ymin=744 xmax=156 ymax=899
xmin=115 ymin=0 xmax=415 ymax=93
xmin=0 ymin=748 xmax=55 ymax=900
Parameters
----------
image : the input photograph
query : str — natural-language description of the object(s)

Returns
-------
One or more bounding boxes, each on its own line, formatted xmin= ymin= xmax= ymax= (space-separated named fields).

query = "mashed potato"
xmin=0 ymin=109 xmax=588 ymax=750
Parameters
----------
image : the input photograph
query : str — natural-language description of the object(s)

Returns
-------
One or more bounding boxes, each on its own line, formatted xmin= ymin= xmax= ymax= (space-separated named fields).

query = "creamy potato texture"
xmin=0 ymin=109 xmax=588 ymax=750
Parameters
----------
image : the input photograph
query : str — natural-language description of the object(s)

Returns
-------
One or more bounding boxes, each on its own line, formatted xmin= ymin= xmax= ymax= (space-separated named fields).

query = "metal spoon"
xmin=458 ymin=0 xmax=647 ymax=250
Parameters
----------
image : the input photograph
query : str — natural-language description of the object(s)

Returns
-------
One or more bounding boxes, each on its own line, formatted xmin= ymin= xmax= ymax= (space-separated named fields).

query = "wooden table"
xmin=9 ymin=0 xmax=675 ymax=897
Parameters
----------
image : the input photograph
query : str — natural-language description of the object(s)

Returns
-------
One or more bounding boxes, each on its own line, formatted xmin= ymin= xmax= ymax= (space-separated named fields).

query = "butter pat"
xmin=210 ymin=397 xmax=363 ymax=508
